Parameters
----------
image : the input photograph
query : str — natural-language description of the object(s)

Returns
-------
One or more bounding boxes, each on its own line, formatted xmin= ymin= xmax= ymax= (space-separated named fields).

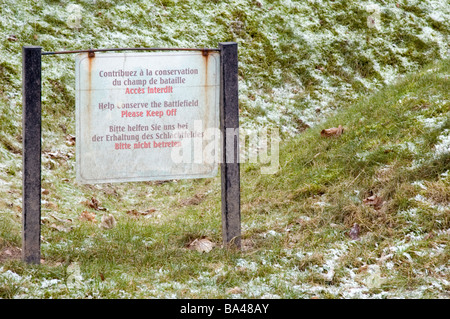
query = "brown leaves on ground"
xmin=43 ymin=213 xmax=74 ymax=233
xmin=0 ymin=246 xmax=22 ymax=263
xmin=186 ymin=236 xmax=215 ymax=253
xmin=126 ymin=208 xmax=157 ymax=218
xmin=45 ymin=150 xmax=70 ymax=160
xmin=49 ymin=223 xmax=72 ymax=233
xmin=295 ymin=118 xmax=310 ymax=132
xmin=227 ymin=287 xmax=243 ymax=294
xmin=100 ymin=214 xmax=117 ymax=229
xmin=320 ymin=125 xmax=344 ymax=137
xmin=348 ymin=223 xmax=361 ymax=241
xmin=363 ymin=194 xmax=384 ymax=210
xmin=179 ymin=193 xmax=205 ymax=206
xmin=80 ymin=210 xmax=97 ymax=222
xmin=7 ymin=34 xmax=18 ymax=42
xmin=43 ymin=201 xmax=58 ymax=210
xmin=79 ymin=210 xmax=116 ymax=229
xmin=65 ymin=134 xmax=76 ymax=146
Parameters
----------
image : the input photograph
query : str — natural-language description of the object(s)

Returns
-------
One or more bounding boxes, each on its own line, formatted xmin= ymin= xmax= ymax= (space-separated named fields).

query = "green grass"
xmin=1 ymin=0 xmax=449 ymax=140
xmin=1 ymin=58 xmax=448 ymax=299
xmin=0 ymin=0 xmax=449 ymax=299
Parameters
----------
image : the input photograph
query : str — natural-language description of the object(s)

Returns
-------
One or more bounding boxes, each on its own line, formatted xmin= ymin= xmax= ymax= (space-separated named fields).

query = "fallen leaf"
xmin=179 ymin=193 xmax=205 ymax=206
xmin=43 ymin=201 xmax=58 ymax=210
xmin=126 ymin=209 xmax=139 ymax=217
xmin=45 ymin=150 xmax=69 ymax=160
xmin=227 ymin=287 xmax=243 ymax=294
xmin=50 ymin=213 xmax=72 ymax=223
xmin=187 ymin=237 xmax=215 ymax=253
xmin=152 ymin=180 xmax=170 ymax=185
xmin=49 ymin=223 xmax=72 ymax=233
xmin=65 ymin=134 xmax=76 ymax=146
xmin=86 ymin=197 xmax=100 ymax=209
xmin=349 ymin=223 xmax=360 ymax=240
xmin=83 ymin=197 xmax=107 ymax=211
xmin=0 ymin=246 xmax=21 ymax=263
xmin=41 ymin=188 xmax=50 ymax=195
xmin=320 ymin=125 xmax=344 ymax=137
xmin=126 ymin=208 xmax=156 ymax=218
xmin=80 ymin=210 xmax=97 ymax=222
xmin=100 ymin=214 xmax=116 ymax=229
xmin=363 ymin=194 xmax=384 ymax=210
xmin=145 ymin=208 xmax=157 ymax=214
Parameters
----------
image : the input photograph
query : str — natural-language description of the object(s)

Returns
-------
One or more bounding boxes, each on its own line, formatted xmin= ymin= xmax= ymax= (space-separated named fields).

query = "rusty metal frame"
xmin=42 ymin=47 xmax=220 ymax=56
xmin=22 ymin=44 xmax=239 ymax=264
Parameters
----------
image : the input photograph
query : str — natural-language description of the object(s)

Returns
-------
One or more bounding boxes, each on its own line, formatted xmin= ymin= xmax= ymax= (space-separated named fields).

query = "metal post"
xmin=22 ymin=46 xmax=42 ymax=264
xmin=219 ymin=42 xmax=241 ymax=249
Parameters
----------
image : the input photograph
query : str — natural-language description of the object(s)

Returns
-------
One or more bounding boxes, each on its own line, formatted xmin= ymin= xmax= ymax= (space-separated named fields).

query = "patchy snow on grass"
xmin=0 ymin=0 xmax=449 ymax=300
xmin=417 ymin=115 xmax=448 ymax=130
xmin=434 ymin=129 xmax=450 ymax=156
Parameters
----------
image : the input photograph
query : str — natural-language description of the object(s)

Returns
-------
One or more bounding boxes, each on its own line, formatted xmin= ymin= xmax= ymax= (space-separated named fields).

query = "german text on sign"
xmin=75 ymin=51 xmax=220 ymax=183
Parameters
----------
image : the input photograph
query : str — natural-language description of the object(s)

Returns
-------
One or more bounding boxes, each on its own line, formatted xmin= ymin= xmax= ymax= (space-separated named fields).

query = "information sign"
xmin=75 ymin=51 xmax=220 ymax=183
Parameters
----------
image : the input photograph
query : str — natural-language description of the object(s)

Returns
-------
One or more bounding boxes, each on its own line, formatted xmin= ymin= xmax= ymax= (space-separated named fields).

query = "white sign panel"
xmin=75 ymin=51 xmax=220 ymax=183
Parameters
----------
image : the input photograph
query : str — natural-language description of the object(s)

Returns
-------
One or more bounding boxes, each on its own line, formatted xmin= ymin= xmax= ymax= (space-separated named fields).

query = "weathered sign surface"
xmin=75 ymin=51 xmax=220 ymax=183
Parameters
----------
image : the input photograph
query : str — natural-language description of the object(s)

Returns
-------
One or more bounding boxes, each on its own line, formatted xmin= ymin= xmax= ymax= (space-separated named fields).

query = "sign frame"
xmin=74 ymin=50 xmax=221 ymax=184
xmin=21 ymin=43 xmax=241 ymax=264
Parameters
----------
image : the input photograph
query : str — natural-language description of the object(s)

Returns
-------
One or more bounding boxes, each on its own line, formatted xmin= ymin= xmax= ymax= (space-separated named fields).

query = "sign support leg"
xmin=219 ymin=42 xmax=241 ymax=249
xmin=22 ymin=46 xmax=42 ymax=264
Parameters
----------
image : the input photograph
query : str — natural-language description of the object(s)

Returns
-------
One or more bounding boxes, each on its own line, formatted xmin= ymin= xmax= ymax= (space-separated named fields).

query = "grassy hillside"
xmin=0 ymin=0 xmax=448 ymax=141
xmin=0 ymin=58 xmax=448 ymax=298
xmin=0 ymin=0 xmax=449 ymax=298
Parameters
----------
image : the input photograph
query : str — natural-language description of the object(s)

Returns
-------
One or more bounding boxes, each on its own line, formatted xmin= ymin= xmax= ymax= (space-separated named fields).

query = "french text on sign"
xmin=75 ymin=51 xmax=220 ymax=183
